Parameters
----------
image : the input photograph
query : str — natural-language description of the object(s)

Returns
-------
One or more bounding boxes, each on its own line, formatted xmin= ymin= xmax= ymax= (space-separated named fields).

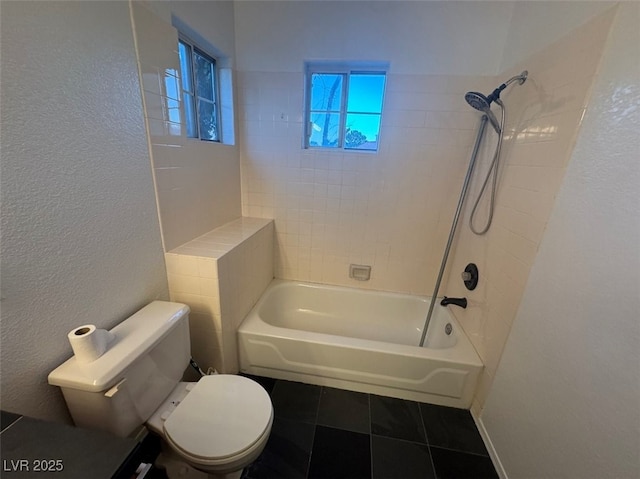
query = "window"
xmin=304 ymin=62 xmax=387 ymax=151
xmin=178 ymin=36 xmax=220 ymax=142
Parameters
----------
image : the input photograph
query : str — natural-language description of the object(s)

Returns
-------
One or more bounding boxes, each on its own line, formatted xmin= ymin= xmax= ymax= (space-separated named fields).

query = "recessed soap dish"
xmin=349 ymin=264 xmax=371 ymax=281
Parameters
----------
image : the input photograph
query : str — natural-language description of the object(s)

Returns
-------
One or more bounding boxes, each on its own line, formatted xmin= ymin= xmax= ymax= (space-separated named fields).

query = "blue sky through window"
xmin=308 ymin=70 xmax=385 ymax=150
xmin=347 ymin=74 xmax=385 ymax=113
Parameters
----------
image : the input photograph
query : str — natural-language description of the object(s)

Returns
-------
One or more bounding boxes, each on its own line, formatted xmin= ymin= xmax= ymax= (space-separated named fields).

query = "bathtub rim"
xmin=239 ymin=278 xmax=483 ymax=368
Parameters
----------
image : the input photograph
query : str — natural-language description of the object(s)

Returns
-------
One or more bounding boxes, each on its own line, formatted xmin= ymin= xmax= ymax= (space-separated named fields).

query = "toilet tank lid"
xmin=48 ymin=301 xmax=190 ymax=393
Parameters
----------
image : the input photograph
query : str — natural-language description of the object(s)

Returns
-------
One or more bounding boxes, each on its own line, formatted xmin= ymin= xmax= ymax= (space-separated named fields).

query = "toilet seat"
xmin=162 ymin=375 xmax=273 ymax=466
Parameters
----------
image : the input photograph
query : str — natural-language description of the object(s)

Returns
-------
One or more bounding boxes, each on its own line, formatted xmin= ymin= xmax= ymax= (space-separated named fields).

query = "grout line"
xmin=370 ymin=432 xmax=431 ymax=447
xmin=417 ymin=403 xmax=438 ymax=479
xmin=305 ymin=384 xmax=323 ymax=479
xmin=417 ymin=402 xmax=429 ymax=445
xmin=367 ymin=392 xmax=372 ymax=435
xmin=428 ymin=444 xmax=492 ymax=458
xmin=0 ymin=415 xmax=23 ymax=434
xmin=314 ymin=385 xmax=322 ymax=425
xmin=306 ymin=425 xmax=316 ymax=479
xmin=368 ymin=393 xmax=374 ymax=479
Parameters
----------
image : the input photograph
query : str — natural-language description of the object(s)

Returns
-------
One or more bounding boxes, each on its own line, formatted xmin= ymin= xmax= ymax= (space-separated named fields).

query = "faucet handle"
xmin=462 ymin=263 xmax=479 ymax=290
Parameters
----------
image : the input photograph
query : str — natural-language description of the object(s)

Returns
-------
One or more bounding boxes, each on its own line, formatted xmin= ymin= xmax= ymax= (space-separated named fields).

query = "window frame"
xmin=178 ymin=34 xmax=221 ymax=143
xmin=304 ymin=62 xmax=388 ymax=152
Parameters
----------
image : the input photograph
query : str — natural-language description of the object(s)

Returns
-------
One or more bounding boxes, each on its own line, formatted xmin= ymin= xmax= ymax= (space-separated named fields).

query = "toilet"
xmin=48 ymin=301 xmax=273 ymax=479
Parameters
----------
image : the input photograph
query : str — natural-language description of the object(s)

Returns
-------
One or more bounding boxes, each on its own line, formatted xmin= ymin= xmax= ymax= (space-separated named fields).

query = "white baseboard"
xmin=471 ymin=410 xmax=508 ymax=479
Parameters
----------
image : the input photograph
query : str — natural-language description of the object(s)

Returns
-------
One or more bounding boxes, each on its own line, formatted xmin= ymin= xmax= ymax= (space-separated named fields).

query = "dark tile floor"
xmin=242 ymin=375 xmax=498 ymax=479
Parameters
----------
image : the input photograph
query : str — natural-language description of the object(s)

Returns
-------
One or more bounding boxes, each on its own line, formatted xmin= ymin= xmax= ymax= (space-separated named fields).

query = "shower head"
xmin=464 ymin=70 xmax=528 ymax=134
xmin=465 ymin=91 xmax=492 ymax=112
xmin=464 ymin=91 xmax=489 ymax=111
xmin=465 ymin=91 xmax=502 ymax=134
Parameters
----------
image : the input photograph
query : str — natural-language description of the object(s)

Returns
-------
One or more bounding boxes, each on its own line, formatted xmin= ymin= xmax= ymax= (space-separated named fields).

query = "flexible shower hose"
xmin=469 ymin=99 xmax=506 ymax=235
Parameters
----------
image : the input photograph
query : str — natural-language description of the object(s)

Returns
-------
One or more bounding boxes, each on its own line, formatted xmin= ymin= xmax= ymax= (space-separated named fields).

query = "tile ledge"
xmin=167 ymin=217 xmax=273 ymax=259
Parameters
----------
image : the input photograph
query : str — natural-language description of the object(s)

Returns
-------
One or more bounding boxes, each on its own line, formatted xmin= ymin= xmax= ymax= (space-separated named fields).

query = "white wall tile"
xmin=444 ymin=11 xmax=612 ymax=412
xmin=237 ymin=70 xmax=496 ymax=295
xmin=131 ymin=2 xmax=242 ymax=252
xmin=165 ymin=219 xmax=274 ymax=374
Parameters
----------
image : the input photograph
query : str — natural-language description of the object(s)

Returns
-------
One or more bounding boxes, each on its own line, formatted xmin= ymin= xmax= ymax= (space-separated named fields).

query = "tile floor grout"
xmin=241 ymin=375 xmax=499 ymax=479
xmin=148 ymin=375 xmax=498 ymax=479
xmin=416 ymin=394 xmax=439 ymax=479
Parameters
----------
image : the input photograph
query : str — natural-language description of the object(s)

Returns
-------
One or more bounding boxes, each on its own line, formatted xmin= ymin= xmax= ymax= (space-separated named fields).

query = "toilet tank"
xmin=48 ymin=301 xmax=190 ymax=437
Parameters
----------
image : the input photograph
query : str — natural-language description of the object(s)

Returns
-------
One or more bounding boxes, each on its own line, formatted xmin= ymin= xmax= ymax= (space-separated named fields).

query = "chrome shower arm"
xmin=504 ymin=71 xmax=528 ymax=87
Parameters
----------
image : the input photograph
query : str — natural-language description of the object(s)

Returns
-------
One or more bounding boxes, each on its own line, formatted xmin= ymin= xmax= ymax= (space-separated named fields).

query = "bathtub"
xmin=238 ymin=280 xmax=483 ymax=408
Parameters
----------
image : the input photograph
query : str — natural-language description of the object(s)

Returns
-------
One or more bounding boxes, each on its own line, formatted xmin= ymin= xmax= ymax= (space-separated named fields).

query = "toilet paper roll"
xmin=68 ymin=325 xmax=116 ymax=363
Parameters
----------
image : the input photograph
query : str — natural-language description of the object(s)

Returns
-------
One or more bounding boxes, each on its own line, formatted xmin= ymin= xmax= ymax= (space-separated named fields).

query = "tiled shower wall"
xmin=237 ymin=7 xmax=616 ymax=413
xmin=444 ymin=9 xmax=616 ymax=413
xmin=130 ymin=1 xmax=615 ymax=416
xmin=131 ymin=2 xmax=241 ymax=252
xmin=239 ymin=72 xmax=496 ymax=294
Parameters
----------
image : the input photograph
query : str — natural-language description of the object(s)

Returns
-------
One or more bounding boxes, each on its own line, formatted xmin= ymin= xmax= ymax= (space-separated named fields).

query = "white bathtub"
xmin=238 ymin=280 xmax=483 ymax=408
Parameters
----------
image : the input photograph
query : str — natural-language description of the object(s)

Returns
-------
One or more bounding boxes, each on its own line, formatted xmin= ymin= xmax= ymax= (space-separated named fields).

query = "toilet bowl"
xmin=147 ymin=375 xmax=273 ymax=479
xmin=47 ymin=301 xmax=274 ymax=479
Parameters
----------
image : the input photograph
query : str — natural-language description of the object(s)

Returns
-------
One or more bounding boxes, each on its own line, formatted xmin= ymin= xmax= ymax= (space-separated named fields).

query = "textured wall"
xmin=481 ymin=3 xmax=640 ymax=477
xmin=0 ymin=1 xmax=168 ymax=422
